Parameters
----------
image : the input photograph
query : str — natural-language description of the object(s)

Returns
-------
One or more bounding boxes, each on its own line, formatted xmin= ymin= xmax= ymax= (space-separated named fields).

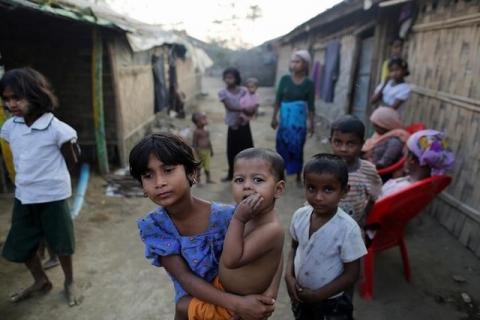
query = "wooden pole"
xmin=107 ymin=40 xmax=127 ymax=167
xmin=92 ymin=29 xmax=109 ymax=174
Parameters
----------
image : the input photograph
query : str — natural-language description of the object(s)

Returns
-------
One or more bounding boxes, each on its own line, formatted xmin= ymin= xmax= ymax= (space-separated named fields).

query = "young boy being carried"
xmin=330 ymin=115 xmax=382 ymax=227
xmin=238 ymin=78 xmax=260 ymax=126
xmin=187 ymin=148 xmax=286 ymax=320
xmin=286 ymin=154 xmax=367 ymax=320
xmin=192 ymin=112 xmax=214 ymax=184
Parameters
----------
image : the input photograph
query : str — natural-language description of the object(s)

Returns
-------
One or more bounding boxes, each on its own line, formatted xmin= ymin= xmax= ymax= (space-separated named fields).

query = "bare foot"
xmin=64 ymin=282 xmax=82 ymax=307
xmin=43 ymin=258 xmax=60 ymax=270
xmin=10 ymin=280 xmax=52 ymax=303
xmin=206 ymin=180 xmax=216 ymax=184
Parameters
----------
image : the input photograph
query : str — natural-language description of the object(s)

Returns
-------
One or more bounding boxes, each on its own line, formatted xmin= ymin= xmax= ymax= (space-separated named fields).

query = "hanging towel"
xmin=320 ymin=41 xmax=341 ymax=103
xmin=312 ymin=61 xmax=324 ymax=98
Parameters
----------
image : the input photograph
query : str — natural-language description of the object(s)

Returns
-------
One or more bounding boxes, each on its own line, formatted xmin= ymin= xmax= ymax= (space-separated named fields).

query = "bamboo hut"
xmin=0 ymin=0 xmax=211 ymax=175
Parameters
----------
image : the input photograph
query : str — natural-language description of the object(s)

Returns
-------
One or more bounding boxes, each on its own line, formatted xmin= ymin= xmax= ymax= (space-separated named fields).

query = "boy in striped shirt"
xmin=330 ymin=116 xmax=382 ymax=227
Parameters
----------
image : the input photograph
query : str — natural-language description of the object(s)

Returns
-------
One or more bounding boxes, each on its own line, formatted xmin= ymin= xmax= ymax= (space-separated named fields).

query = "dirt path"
xmin=0 ymin=77 xmax=479 ymax=320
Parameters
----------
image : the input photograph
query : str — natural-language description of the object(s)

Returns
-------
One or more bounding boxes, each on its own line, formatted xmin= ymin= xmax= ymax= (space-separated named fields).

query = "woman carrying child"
xmin=271 ymin=50 xmax=315 ymax=185
xmin=218 ymin=68 xmax=255 ymax=182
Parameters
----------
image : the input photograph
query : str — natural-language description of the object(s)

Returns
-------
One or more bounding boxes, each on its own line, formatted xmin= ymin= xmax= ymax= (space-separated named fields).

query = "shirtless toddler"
xmin=188 ymin=148 xmax=286 ymax=320
xmin=192 ymin=112 xmax=214 ymax=183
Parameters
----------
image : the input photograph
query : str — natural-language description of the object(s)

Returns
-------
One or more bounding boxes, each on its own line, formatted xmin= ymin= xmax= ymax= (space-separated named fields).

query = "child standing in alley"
xmin=286 ymin=154 xmax=367 ymax=320
xmin=192 ymin=112 xmax=214 ymax=184
xmin=238 ymin=78 xmax=260 ymax=126
xmin=187 ymin=148 xmax=285 ymax=320
xmin=0 ymin=67 xmax=80 ymax=306
xmin=330 ymin=116 xmax=383 ymax=227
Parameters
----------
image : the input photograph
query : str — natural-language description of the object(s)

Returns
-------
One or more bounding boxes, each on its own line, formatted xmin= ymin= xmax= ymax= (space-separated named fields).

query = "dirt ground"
xmin=1 ymin=77 xmax=479 ymax=320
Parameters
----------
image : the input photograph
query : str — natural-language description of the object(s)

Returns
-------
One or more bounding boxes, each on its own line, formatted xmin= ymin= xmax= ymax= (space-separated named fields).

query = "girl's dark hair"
xmin=129 ymin=133 xmax=201 ymax=184
xmin=330 ymin=115 xmax=365 ymax=141
xmin=0 ymin=67 xmax=58 ymax=114
xmin=303 ymin=153 xmax=349 ymax=190
xmin=222 ymin=67 xmax=242 ymax=86
xmin=234 ymin=148 xmax=285 ymax=181
xmin=388 ymin=58 xmax=410 ymax=76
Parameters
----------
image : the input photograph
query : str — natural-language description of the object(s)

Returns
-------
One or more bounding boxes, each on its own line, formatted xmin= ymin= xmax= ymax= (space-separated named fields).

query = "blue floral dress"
xmin=137 ymin=202 xmax=235 ymax=302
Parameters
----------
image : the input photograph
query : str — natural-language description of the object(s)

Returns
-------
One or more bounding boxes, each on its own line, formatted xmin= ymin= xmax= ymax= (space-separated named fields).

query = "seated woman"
xmin=362 ymin=107 xmax=410 ymax=169
xmin=380 ymin=129 xmax=455 ymax=198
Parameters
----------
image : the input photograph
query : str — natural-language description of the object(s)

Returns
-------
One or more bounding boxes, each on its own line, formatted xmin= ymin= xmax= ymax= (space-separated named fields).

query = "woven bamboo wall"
xmin=403 ymin=0 xmax=480 ymax=256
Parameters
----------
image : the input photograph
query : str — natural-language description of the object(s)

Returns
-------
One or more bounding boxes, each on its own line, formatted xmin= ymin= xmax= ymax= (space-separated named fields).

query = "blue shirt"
xmin=137 ymin=202 xmax=235 ymax=302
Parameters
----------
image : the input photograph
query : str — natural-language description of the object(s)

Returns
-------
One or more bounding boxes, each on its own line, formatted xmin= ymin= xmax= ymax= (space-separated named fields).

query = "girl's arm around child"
xmin=161 ymin=255 xmax=275 ymax=320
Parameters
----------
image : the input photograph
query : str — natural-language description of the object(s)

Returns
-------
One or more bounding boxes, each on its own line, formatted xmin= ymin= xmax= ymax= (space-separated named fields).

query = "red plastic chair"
xmin=377 ymin=123 xmax=426 ymax=177
xmin=360 ymin=175 xmax=452 ymax=299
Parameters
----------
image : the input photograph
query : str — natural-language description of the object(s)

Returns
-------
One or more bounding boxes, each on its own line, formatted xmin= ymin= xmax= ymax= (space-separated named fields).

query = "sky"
xmin=105 ymin=0 xmax=343 ymax=48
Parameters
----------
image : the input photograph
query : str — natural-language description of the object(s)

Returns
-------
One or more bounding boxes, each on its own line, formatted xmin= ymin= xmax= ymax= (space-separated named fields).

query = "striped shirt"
xmin=339 ymin=160 xmax=382 ymax=226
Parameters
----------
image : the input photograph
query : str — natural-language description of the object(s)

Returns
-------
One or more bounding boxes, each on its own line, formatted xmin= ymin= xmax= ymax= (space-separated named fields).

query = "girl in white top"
xmin=285 ymin=154 xmax=366 ymax=320
xmin=371 ymin=58 xmax=411 ymax=113
xmin=0 ymin=68 xmax=80 ymax=306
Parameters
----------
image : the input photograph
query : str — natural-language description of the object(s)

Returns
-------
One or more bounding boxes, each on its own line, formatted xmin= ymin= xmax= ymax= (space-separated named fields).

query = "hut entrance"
xmin=152 ymin=53 xmax=168 ymax=113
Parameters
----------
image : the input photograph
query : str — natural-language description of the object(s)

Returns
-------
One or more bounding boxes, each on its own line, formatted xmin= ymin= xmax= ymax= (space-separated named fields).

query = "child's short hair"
xmin=330 ymin=115 xmax=365 ymax=141
xmin=222 ymin=67 xmax=242 ymax=86
xmin=129 ymin=133 xmax=200 ymax=183
xmin=390 ymin=37 xmax=404 ymax=46
xmin=388 ymin=57 xmax=410 ymax=76
xmin=0 ymin=67 xmax=58 ymax=114
xmin=191 ymin=112 xmax=205 ymax=125
xmin=234 ymin=148 xmax=285 ymax=182
xmin=303 ymin=153 xmax=349 ymax=190
xmin=245 ymin=77 xmax=259 ymax=86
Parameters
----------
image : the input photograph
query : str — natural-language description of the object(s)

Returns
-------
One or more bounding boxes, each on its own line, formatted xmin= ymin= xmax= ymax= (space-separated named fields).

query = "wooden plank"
xmin=467 ymin=218 xmax=480 ymax=251
xmin=107 ymin=39 xmax=127 ymax=167
xmin=413 ymin=12 xmax=480 ymax=32
xmin=92 ymin=29 xmax=109 ymax=174
xmin=438 ymin=192 xmax=480 ymax=224
xmin=458 ymin=219 xmax=473 ymax=246
xmin=453 ymin=211 xmax=466 ymax=237
xmin=410 ymin=85 xmax=480 ymax=112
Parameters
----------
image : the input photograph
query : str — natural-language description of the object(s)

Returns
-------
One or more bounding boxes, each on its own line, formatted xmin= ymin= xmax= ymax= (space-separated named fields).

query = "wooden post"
xmin=92 ymin=29 xmax=109 ymax=174
xmin=107 ymin=40 xmax=127 ymax=167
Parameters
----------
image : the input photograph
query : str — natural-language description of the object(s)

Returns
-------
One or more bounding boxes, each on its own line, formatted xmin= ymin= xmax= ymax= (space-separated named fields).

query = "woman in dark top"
xmin=271 ymin=50 xmax=315 ymax=184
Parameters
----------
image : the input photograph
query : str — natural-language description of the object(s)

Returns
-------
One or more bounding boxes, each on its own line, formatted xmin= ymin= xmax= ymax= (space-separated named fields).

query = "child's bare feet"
xmin=9 ymin=279 xmax=52 ymax=303
xmin=43 ymin=257 xmax=60 ymax=270
xmin=64 ymin=281 xmax=82 ymax=306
